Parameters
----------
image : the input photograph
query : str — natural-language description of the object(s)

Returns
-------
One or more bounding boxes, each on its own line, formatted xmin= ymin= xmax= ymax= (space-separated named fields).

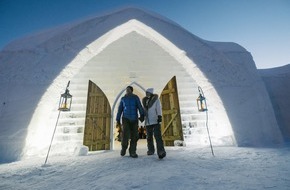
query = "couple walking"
xmin=116 ymin=86 xmax=166 ymax=159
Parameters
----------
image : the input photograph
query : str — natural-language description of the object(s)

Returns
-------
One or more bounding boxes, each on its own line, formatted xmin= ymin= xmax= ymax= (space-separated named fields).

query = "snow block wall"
xmin=0 ymin=8 xmax=283 ymax=163
xmin=260 ymin=65 xmax=290 ymax=142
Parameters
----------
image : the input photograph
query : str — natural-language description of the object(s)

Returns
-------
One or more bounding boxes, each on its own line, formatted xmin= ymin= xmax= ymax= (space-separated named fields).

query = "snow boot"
xmin=158 ymin=151 xmax=166 ymax=159
xmin=130 ymin=153 xmax=138 ymax=158
xmin=147 ymin=151 xmax=154 ymax=155
xmin=120 ymin=149 xmax=126 ymax=156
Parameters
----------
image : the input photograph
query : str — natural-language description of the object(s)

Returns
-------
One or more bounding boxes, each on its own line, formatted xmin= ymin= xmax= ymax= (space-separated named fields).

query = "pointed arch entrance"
xmin=160 ymin=76 xmax=183 ymax=146
xmin=83 ymin=80 xmax=111 ymax=151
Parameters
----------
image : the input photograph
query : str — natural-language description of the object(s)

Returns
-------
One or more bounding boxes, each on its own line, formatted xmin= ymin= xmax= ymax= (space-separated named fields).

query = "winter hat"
xmin=146 ymin=88 xmax=154 ymax=94
xmin=126 ymin=86 xmax=133 ymax=92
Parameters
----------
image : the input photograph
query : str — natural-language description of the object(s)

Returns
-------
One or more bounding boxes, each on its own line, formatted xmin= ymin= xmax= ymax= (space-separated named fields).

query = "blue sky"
xmin=0 ymin=0 xmax=289 ymax=68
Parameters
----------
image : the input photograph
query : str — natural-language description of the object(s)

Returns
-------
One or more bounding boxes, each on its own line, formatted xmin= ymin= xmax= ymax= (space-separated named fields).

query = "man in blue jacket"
xmin=116 ymin=86 xmax=144 ymax=158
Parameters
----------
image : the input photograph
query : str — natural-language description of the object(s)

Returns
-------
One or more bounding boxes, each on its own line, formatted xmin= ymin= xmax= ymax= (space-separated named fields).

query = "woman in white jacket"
xmin=142 ymin=88 xmax=166 ymax=159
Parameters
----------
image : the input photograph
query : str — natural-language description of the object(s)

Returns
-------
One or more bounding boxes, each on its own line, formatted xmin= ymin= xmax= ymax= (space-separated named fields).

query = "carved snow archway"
xmin=23 ymin=19 xmax=234 ymax=158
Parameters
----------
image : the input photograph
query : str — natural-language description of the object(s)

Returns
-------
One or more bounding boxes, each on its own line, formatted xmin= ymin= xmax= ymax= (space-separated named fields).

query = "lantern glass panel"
xmin=58 ymin=92 xmax=72 ymax=111
xmin=197 ymin=95 xmax=207 ymax=112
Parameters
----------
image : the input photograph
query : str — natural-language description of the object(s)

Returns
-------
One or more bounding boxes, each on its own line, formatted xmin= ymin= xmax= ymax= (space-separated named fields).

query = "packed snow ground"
xmin=1 ymin=145 xmax=290 ymax=190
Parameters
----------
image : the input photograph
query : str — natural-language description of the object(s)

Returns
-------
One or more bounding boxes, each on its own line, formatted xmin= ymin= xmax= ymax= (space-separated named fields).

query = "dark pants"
xmin=122 ymin=118 xmax=138 ymax=154
xmin=146 ymin=124 xmax=165 ymax=155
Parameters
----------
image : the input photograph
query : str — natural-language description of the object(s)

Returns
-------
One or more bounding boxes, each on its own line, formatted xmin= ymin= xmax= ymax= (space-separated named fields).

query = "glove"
xmin=157 ymin=115 xmax=162 ymax=123
xmin=139 ymin=115 xmax=145 ymax=122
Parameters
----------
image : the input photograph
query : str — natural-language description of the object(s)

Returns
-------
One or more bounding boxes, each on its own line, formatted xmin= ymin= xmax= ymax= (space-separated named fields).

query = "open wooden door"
xmin=83 ymin=80 xmax=111 ymax=151
xmin=160 ymin=76 xmax=184 ymax=146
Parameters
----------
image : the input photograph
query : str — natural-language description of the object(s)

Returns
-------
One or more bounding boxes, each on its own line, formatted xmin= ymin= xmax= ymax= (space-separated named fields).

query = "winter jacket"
xmin=116 ymin=94 xmax=144 ymax=122
xmin=142 ymin=94 xmax=162 ymax=126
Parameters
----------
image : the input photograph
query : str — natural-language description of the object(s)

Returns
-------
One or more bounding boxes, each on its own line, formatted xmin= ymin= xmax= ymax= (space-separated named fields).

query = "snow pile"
xmin=259 ymin=64 xmax=290 ymax=141
xmin=0 ymin=7 xmax=283 ymax=163
xmin=73 ymin=145 xmax=89 ymax=156
xmin=1 ymin=146 xmax=290 ymax=190
xmin=174 ymin=140 xmax=186 ymax=147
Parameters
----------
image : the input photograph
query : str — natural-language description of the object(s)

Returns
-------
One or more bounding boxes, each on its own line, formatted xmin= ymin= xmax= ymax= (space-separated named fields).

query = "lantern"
xmin=45 ymin=81 xmax=72 ymax=165
xmin=58 ymin=81 xmax=72 ymax=111
xmin=196 ymin=86 xmax=207 ymax=112
xmin=196 ymin=86 xmax=214 ymax=156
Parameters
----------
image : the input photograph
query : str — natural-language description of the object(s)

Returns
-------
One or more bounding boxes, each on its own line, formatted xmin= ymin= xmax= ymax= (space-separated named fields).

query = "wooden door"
xmin=83 ymin=80 xmax=111 ymax=151
xmin=160 ymin=76 xmax=184 ymax=146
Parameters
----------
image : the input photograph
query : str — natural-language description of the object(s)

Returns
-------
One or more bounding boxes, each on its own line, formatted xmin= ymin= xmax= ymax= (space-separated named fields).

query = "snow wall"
xmin=260 ymin=64 xmax=290 ymax=142
xmin=0 ymin=8 xmax=283 ymax=163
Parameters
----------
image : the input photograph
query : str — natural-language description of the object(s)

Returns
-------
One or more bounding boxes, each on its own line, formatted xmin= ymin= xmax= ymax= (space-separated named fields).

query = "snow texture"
xmin=259 ymin=64 xmax=290 ymax=142
xmin=73 ymin=145 xmax=89 ymax=156
xmin=0 ymin=7 xmax=284 ymax=163
xmin=0 ymin=146 xmax=290 ymax=190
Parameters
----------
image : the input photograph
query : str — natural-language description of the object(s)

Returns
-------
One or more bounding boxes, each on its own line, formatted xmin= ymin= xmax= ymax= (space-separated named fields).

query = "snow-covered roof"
xmin=260 ymin=64 xmax=290 ymax=76
xmin=3 ymin=7 xmax=197 ymax=51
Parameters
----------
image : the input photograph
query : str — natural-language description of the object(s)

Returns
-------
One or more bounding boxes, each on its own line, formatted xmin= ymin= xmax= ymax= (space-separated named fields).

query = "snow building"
xmin=260 ymin=65 xmax=290 ymax=142
xmin=0 ymin=8 xmax=283 ymax=163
